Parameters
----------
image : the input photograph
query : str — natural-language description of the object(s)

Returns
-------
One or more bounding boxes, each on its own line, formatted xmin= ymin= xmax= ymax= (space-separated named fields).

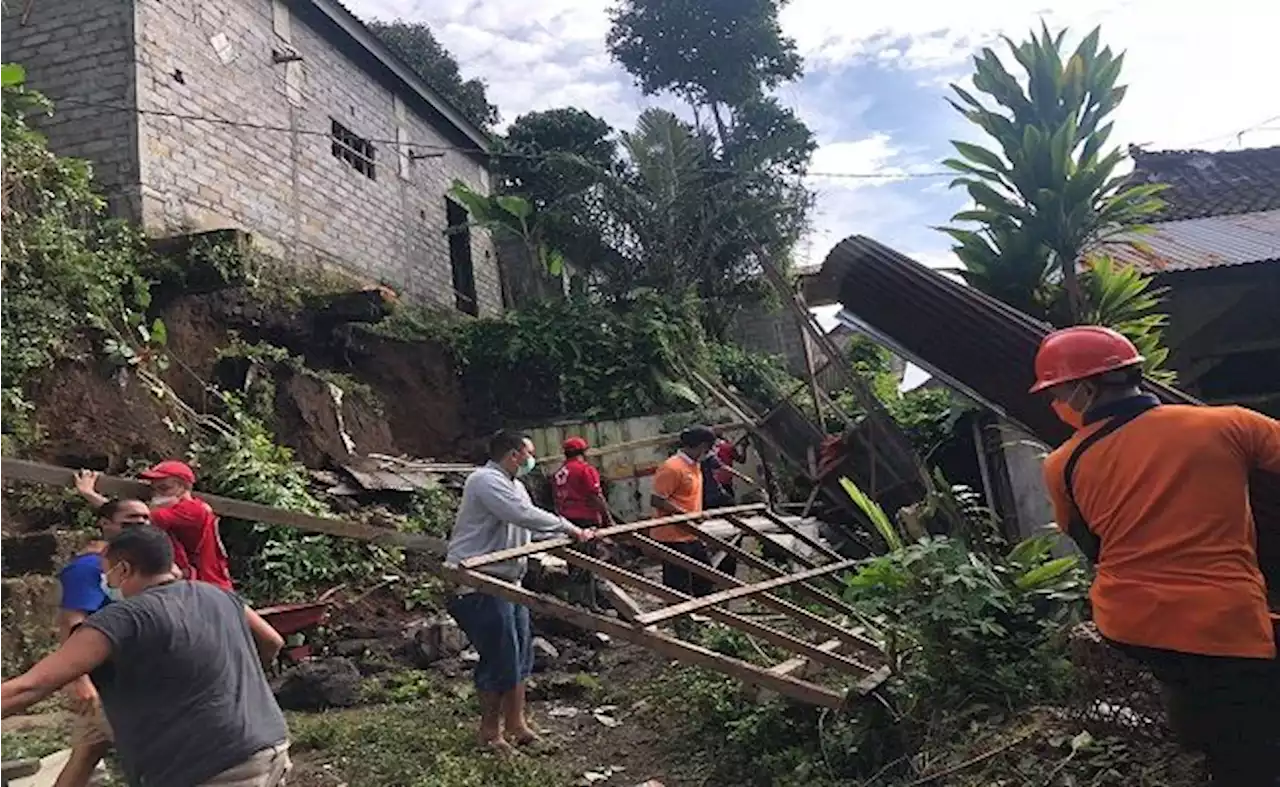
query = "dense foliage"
xmin=940 ymin=25 xmax=1174 ymax=379
xmin=365 ymin=20 xmax=499 ymax=131
xmin=1 ymin=66 xmax=167 ymax=449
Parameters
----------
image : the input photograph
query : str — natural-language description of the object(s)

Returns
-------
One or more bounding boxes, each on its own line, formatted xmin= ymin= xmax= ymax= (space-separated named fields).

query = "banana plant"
xmin=447 ymin=181 xmax=565 ymax=276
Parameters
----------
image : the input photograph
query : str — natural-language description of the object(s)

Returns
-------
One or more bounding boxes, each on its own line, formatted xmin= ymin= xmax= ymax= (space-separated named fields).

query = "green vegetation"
xmin=940 ymin=25 xmax=1174 ymax=380
xmin=1 ymin=65 xmax=166 ymax=450
xmin=364 ymin=20 xmax=499 ymax=131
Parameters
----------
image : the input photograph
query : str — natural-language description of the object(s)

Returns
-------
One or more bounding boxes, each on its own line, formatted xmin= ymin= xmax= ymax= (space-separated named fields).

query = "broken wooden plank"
xmin=769 ymin=639 xmax=842 ymax=678
xmin=597 ymin=579 xmax=652 ymax=629
xmin=0 ymin=459 xmax=446 ymax=555
xmin=448 ymin=567 xmax=849 ymax=708
xmin=458 ymin=503 xmax=766 ymax=570
xmin=636 ymin=558 xmax=862 ymax=625
xmin=557 ymin=550 xmax=877 ymax=677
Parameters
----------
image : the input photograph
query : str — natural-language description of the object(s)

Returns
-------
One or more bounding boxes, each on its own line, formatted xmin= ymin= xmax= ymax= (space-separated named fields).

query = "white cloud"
xmin=346 ymin=0 xmax=1280 ymax=276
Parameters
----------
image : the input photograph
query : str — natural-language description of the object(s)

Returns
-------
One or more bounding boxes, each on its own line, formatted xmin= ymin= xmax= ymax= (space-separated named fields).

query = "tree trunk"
xmin=710 ymin=102 xmax=731 ymax=153
xmin=1059 ymin=251 xmax=1083 ymax=323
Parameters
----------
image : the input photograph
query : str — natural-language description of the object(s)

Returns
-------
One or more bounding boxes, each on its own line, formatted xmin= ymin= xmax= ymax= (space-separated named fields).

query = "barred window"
xmin=331 ymin=119 xmax=375 ymax=180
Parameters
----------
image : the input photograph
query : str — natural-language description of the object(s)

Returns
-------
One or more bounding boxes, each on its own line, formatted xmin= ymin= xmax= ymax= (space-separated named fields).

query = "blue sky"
xmin=348 ymin=0 xmax=1280 ymax=272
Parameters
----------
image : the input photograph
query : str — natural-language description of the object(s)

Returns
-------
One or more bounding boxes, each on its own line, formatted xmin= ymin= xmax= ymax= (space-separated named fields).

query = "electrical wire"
xmin=52 ymin=95 xmax=954 ymax=180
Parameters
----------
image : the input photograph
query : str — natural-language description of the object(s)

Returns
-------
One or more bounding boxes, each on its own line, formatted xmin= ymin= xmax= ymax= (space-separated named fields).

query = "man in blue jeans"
xmin=445 ymin=430 xmax=596 ymax=753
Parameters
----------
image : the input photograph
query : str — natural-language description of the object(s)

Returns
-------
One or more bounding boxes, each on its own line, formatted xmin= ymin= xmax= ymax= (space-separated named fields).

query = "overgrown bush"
xmin=1 ymin=67 xmax=165 ymax=448
xmin=844 ymin=534 xmax=1087 ymax=709
xmin=190 ymin=392 xmax=394 ymax=602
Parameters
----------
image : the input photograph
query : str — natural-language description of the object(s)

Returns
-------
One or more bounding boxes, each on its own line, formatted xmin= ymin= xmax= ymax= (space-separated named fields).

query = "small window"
xmin=331 ymin=119 xmax=375 ymax=180
xmin=446 ymin=198 xmax=478 ymax=316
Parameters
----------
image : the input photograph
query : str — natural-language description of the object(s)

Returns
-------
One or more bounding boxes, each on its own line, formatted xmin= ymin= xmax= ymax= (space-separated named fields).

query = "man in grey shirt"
xmin=446 ymin=429 xmax=596 ymax=753
xmin=1 ymin=526 xmax=290 ymax=787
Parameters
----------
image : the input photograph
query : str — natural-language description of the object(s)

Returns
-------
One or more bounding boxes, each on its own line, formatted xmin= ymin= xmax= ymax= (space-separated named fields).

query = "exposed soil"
xmin=27 ymin=360 xmax=183 ymax=473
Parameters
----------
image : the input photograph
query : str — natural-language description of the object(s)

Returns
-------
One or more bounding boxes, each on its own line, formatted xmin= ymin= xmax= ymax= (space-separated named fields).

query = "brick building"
xmin=2 ymin=0 xmax=502 ymax=315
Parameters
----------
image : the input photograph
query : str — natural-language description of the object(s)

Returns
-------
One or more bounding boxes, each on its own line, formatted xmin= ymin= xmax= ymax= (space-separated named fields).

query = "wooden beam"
xmin=557 ymin=550 xmax=877 ymax=676
xmin=447 ymin=567 xmax=848 ymax=708
xmin=753 ymin=512 xmax=845 ymax=562
xmin=635 ymin=558 xmax=862 ymax=625
xmin=666 ymin=520 xmax=866 ymax=622
xmin=459 ymin=504 xmax=766 ymax=569
xmin=722 ymin=513 xmax=824 ymax=570
xmin=597 ymin=579 xmax=651 ymax=629
xmin=533 ymin=422 xmax=749 ymax=466
xmin=622 ymin=535 xmax=881 ymax=656
xmin=1 ymin=458 xmax=446 ymax=555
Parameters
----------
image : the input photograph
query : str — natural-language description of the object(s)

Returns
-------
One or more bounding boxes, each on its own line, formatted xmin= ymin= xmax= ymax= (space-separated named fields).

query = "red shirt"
xmin=151 ymin=497 xmax=234 ymax=590
xmin=553 ymin=457 xmax=603 ymax=523
xmin=713 ymin=439 xmax=736 ymax=485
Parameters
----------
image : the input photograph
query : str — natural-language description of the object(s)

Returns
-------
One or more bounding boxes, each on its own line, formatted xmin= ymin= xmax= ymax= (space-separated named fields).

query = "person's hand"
xmin=567 ymin=526 xmax=596 ymax=543
xmin=63 ymin=679 xmax=99 ymax=714
xmin=73 ymin=469 xmax=100 ymax=496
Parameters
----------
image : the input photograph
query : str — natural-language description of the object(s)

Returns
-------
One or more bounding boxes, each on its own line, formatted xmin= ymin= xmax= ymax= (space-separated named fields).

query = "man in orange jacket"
xmin=1033 ymin=326 xmax=1280 ymax=786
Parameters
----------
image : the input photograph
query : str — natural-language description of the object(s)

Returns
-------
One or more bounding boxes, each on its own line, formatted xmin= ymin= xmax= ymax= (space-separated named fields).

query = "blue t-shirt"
xmin=59 ymin=553 xmax=109 ymax=614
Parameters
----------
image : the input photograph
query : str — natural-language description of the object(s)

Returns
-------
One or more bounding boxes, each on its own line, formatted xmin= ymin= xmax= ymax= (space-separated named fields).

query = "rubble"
xmin=274 ymin=657 xmax=363 ymax=711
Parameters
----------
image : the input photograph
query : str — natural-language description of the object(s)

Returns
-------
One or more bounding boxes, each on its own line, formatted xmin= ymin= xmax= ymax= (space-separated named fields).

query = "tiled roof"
xmin=1101 ymin=209 xmax=1280 ymax=274
xmin=1129 ymin=145 xmax=1280 ymax=221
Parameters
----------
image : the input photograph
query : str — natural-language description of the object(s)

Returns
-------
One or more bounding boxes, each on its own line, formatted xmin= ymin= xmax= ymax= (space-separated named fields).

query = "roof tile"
xmin=1129 ymin=145 xmax=1280 ymax=221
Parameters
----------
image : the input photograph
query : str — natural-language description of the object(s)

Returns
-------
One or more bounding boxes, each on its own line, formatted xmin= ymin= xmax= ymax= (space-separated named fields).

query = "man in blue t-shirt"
xmin=54 ymin=497 xmax=150 ymax=787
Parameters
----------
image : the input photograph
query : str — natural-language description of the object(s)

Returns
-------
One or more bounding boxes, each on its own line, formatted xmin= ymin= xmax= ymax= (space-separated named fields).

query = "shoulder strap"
xmin=1062 ymin=404 xmax=1157 ymax=564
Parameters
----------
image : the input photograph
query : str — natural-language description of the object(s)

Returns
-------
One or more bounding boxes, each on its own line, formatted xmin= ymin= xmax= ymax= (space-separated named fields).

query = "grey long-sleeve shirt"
xmin=445 ymin=462 xmax=573 ymax=582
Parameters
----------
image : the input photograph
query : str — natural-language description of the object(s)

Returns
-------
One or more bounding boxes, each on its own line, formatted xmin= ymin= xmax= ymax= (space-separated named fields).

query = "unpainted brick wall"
xmin=133 ymin=0 xmax=501 ymax=314
xmin=1 ymin=0 xmax=143 ymax=218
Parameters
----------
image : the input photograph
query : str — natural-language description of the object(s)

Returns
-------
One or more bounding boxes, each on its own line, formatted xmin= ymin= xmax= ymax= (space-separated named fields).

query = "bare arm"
xmin=650 ymin=494 xmax=684 ymax=516
xmin=1 ymin=628 xmax=112 ymax=718
xmin=244 ymin=606 xmax=285 ymax=670
xmin=56 ymin=610 xmax=98 ymax=706
xmin=73 ymin=470 xmax=109 ymax=510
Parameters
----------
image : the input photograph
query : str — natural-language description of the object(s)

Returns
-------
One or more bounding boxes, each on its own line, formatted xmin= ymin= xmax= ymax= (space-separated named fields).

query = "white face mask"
xmin=516 ymin=455 xmax=536 ymax=477
xmin=151 ymin=495 xmax=178 ymax=508
xmin=101 ymin=572 xmax=124 ymax=602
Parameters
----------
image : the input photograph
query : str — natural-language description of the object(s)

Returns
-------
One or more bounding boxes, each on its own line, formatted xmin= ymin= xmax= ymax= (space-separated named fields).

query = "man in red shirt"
xmin=552 ymin=437 xmax=613 ymax=529
xmin=76 ymin=460 xmax=233 ymax=590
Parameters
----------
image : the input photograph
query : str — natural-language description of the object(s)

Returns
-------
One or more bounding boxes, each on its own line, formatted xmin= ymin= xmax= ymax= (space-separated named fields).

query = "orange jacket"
xmin=1043 ymin=402 xmax=1280 ymax=658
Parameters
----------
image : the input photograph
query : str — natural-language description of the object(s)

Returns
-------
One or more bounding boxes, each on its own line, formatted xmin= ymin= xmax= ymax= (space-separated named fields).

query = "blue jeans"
xmin=446 ymin=592 xmax=533 ymax=694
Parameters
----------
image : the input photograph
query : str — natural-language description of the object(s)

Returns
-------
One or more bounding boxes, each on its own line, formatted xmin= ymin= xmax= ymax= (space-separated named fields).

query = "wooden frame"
xmin=4 ymin=458 xmax=888 ymax=708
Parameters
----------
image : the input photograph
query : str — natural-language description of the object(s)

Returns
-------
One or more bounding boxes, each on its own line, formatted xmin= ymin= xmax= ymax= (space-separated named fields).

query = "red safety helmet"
xmin=562 ymin=436 xmax=589 ymax=453
xmin=139 ymin=459 xmax=197 ymax=485
xmin=1029 ymin=326 xmax=1144 ymax=393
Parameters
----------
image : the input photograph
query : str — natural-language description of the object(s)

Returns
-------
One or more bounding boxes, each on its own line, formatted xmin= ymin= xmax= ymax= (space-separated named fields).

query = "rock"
xmin=532 ymin=636 xmax=560 ymax=672
xmin=461 ymin=649 xmax=480 ymax=664
xmin=403 ymin=616 xmax=468 ymax=668
xmin=528 ymin=673 xmax=595 ymax=702
xmin=274 ymin=657 xmax=362 ymax=711
xmin=332 ymin=638 xmax=381 ymax=658
xmin=589 ymin=633 xmax=612 ymax=648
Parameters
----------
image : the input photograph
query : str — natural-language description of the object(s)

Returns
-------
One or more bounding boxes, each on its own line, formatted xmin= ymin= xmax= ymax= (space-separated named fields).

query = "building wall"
xmin=132 ymin=0 xmax=501 ymax=313
xmin=729 ymin=302 xmax=810 ymax=376
xmin=1 ymin=0 xmax=142 ymax=217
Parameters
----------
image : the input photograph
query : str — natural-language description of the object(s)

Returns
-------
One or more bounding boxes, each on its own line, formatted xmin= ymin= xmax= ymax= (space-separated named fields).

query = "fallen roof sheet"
xmin=1101 ymin=209 xmax=1280 ymax=273
xmin=820 ymin=235 xmax=1279 ymax=593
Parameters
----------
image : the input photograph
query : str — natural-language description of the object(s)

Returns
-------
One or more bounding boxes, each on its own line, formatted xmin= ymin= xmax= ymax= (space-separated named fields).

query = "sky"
xmin=347 ymin=0 xmax=1280 ymax=276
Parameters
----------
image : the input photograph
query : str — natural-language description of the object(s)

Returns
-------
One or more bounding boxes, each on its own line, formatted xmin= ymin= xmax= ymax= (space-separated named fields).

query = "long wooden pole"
xmin=449 ymin=567 xmax=848 ymax=708
xmin=0 ymin=458 xmax=446 ymax=555
xmin=636 ymin=558 xmax=862 ymax=625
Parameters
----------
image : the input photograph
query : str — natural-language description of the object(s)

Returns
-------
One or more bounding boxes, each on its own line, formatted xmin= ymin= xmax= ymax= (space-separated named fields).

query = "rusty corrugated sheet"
xmin=1102 ymin=209 xmax=1280 ymax=273
xmin=822 ymin=235 xmax=1279 ymax=596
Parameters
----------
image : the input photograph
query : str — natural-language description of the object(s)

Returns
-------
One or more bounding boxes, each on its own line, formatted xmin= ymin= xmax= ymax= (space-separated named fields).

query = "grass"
xmin=0 ymin=725 xmax=69 ymax=761
xmin=287 ymin=671 xmax=566 ymax=787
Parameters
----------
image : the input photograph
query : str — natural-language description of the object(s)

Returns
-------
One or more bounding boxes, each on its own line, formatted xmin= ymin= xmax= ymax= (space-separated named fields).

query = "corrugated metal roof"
xmin=1129 ymin=145 xmax=1280 ymax=221
xmin=1102 ymin=209 xmax=1280 ymax=273
xmin=819 ymin=235 xmax=1279 ymax=585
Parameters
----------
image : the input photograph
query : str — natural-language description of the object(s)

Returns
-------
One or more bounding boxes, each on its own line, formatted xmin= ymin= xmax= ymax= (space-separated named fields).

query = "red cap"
xmin=139 ymin=460 xmax=196 ymax=485
xmin=1029 ymin=326 xmax=1144 ymax=393
xmin=562 ymin=436 xmax=589 ymax=453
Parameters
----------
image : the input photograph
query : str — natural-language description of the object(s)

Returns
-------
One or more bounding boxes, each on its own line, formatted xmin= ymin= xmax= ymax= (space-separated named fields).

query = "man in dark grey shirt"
xmin=1 ymin=526 xmax=290 ymax=787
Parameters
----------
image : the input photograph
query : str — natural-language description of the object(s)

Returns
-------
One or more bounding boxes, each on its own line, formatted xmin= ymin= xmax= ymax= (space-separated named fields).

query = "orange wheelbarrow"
xmin=257 ymin=584 xmax=345 ymax=663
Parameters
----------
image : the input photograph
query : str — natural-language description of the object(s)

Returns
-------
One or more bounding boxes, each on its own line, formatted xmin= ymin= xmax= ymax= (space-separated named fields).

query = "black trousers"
xmin=659 ymin=540 xmax=737 ymax=598
xmin=1112 ymin=634 xmax=1279 ymax=787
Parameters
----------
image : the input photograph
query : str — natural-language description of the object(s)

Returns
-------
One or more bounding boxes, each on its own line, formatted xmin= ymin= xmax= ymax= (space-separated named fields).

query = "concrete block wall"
xmin=1 ymin=0 xmax=142 ymax=217
xmin=132 ymin=0 xmax=501 ymax=314
xmin=729 ymin=301 xmax=811 ymax=376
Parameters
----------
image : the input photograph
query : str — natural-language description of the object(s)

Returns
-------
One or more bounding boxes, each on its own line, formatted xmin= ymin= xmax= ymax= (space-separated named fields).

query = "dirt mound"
xmin=28 ymin=361 xmax=183 ymax=472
